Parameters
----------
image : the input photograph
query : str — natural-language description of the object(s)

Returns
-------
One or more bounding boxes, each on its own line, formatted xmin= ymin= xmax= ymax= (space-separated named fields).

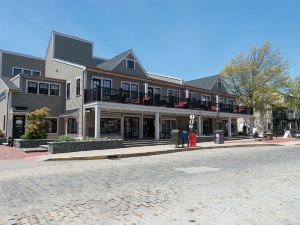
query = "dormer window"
xmin=126 ymin=59 xmax=135 ymax=70
xmin=217 ymin=81 xmax=222 ymax=89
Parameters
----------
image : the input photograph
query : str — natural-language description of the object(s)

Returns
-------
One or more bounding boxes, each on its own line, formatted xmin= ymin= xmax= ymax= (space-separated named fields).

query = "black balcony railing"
xmin=84 ymin=87 xmax=253 ymax=115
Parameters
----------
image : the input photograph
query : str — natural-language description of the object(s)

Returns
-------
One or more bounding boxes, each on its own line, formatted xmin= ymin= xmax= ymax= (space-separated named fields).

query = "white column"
xmin=228 ymin=117 xmax=232 ymax=137
xmin=155 ymin=112 xmax=160 ymax=140
xmin=216 ymin=95 xmax=219 ymax=111
xmin=83 ymin=109 xmax=87 ymax=137
xmin=65 ymin=118 xmax=68 ymax=135
xmin=185 ymin=89 xmax=189 ymax=98
xmin=197 ymin=115 xmax=202 ymax=136
xmin=94 ymin=105 xmax=101 ymax=139
xmin=144 ymin=83 xmax=148 ymax=96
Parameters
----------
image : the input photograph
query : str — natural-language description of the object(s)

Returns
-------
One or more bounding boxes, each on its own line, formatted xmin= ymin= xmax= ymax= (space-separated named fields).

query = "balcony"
xmin=84 ymin=87 xmax=253 ymax=115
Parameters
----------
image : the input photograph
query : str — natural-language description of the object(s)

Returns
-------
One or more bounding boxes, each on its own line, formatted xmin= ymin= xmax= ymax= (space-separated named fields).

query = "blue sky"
xmin=0 ymin=0 xmax=299 ymax=79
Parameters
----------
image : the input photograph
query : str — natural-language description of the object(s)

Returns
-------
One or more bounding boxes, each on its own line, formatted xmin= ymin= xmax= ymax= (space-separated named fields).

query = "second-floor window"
xmin=66 ymin=82 xmax=71 ymax=99
xmin=76 ymin=78 xmax=81 ymax=96
xmin=126 ymin=59 xmax=135 ymax=70
xmin=27 ymin=81 xmax=38 ymax=94
xmin=39 ymin=83 xmax=49 ymax=95
xmin=122 ymin=82 xmax=130 ymax=98
xmin=217 ymin=81 xmax=222 ymax=89
xmin=131 ymin=84 xmax=138 ymax=99
xmin=27 ymin=80 xmax=60 ymax=96
xmin=50 ymin=84 xmax=59 ymax=96
xmin=12 ymin=67 xmax=41 ymax=76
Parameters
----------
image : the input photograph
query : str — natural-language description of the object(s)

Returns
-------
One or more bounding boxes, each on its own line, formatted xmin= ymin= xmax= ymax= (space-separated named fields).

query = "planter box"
xmin=0 ymin=138 xmax=7 ymax=145
xmin=14 ymin=139 xmax=55 ymax=148
xmin=48 ymin=139 xmax=124 ymax=154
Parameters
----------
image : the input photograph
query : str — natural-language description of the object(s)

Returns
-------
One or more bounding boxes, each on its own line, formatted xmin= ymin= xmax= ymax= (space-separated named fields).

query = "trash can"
xmin=214 ymin=130 xmax=224 ymax=144
xmin=171 ymin=129 xmax=183 ymax=147
xmin=182 ymin=130 xmax=189 ymax=146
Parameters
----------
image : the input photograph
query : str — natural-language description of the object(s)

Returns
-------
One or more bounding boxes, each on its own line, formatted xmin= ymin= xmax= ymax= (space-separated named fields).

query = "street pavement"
xmin=0 ymin=145 xmax=300 ymax=224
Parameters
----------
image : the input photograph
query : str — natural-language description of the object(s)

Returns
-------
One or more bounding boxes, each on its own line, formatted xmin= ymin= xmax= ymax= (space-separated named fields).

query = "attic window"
xmin=126 ymin=59 xmax=135 ymax=70
xmin=217 ymin=81 xmax=222 ymax=89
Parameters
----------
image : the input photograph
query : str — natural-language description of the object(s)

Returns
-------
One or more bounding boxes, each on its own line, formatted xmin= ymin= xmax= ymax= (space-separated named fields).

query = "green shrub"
xmin=22 ymin=107 xmax=49 ymax=139
xmin=21 ymin=132 xmax=47 ymax=140
xmin=55 ymin=135 xmax=76 ymax=143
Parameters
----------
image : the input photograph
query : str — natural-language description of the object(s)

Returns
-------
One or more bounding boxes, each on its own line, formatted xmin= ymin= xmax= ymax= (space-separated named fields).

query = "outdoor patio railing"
xmin=84 ymin=87 xmax=253 ymax=115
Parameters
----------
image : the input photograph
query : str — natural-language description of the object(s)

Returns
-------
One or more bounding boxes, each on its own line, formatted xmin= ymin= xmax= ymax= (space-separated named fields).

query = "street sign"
xmin=190 ymin=114 xmax=195 ymax=120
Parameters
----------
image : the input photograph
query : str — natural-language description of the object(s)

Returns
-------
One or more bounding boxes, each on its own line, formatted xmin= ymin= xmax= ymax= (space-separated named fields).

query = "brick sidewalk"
xmin=0 ymin=145 xmax=48 ymax=160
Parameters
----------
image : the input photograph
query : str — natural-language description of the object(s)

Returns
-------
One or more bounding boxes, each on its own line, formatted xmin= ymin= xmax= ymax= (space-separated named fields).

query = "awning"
xmin=12 ymin=106 xmax=29 ymax=112
xmin=60 ymin=109 xmax=79 ymax=117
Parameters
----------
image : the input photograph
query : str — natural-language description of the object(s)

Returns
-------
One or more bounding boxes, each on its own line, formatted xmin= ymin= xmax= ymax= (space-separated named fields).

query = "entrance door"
xmin=148 ymin=87 xmax=154 ymax=99
xmin=13 ymin=115 xmax=26 ymax=138
xmin=143 ymin=118 xmax=155 ymax=138
xmin=124 ymin=117 xmax=139 ymax=139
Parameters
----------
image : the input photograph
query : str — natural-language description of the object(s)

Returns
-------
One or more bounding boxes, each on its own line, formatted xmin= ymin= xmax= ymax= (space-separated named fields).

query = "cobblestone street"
xmin=0 ymin=145 xmax=300 ymax=224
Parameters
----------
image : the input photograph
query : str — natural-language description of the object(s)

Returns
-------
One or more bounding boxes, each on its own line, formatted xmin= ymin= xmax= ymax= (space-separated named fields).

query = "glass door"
xmin=124 ymin=117 xmax=139 ymax=139
xmin=13 ymin=115 xmax=25 ymax=138
xmin=92 ymin=78 xmax=101 ymax=101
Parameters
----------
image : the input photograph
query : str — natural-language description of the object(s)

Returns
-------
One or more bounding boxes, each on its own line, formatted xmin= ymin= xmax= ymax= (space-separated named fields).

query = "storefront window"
xmin=100 ymin=118 xmax=121 ymax=134
xmin=67 ymin=118 xmax=77 ymax=134
xmin=46 ymin=118 xmax=57 ymax=133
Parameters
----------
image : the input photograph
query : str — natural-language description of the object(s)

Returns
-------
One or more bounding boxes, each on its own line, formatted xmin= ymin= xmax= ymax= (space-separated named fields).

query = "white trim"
xmin=45 ymin=117 xmax=59 ymax=135
xmin=167 ymin=88 xmax=181 ymax=97
xmin=52 ymin=31 xmax=94 ymax=45
xmin=148 ymin=85 xmax=162 ymax=95
xmin=148 ymin=72 xmax=183 ymax=84
xmin=66 ymin=81 xmax=71 ymax=99
xmin=121 ymin=81 xmax=140 ymax=99
xmin=126 ymin=58 xmax=136 ymax=70
xmin=52 ymin=58 xmax=86 ymax=69
xmin=76 ymin=76 xmax=81 ymax=97
xmin=25 ymin=80 xmax=61 ymax=96
xmin=109 ymin=49 xmax=149 ymax=78
xmin=0 ymin=49 xmax=44 ymax=61
xmin=83 ymin=101 xmax=254 ymax=119
xmin=11 ymin=67 xmax=41 ymax=77
xmin=90 ymin=76 xmax=113 ymax=92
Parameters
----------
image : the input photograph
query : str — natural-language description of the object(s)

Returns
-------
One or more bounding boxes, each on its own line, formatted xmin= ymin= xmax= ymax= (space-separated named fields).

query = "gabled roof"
xmin=96 ymin=50 xmax=131 ymax=70
xmin=0 ymin=77 xmax=19 ymax=90
xmin=96 ymin=49 xmax=149 ymax=78
xmin=184 ymin=74 xmax=220 ymax=90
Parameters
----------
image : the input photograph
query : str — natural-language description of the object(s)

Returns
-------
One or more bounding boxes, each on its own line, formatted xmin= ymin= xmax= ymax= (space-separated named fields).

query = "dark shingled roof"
xmin=184 ymin=74 xmax=220 ymax=90
xmin=0 ymin=77 xmax=19 ymax=90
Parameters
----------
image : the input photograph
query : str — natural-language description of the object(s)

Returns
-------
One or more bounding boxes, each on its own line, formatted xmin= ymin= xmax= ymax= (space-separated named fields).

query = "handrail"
xmin=84 ymin=87 xmax=253 ymax=115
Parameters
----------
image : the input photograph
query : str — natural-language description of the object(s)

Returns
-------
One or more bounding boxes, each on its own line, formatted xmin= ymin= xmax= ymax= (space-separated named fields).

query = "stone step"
xmin=22 ymin=147 xmax=48 ymax=153
xmin=1 ymin=143 xmax=9 ymax=146
xmin=123 ymin=139 xmax=170 ymax=148
xmin=39 ymin=145 xmax=49 ymax=149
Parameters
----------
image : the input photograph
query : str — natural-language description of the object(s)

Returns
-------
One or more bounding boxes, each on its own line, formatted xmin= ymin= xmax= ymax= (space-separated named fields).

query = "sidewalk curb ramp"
xmin=44 ymin=143 xmax=281 ymax=161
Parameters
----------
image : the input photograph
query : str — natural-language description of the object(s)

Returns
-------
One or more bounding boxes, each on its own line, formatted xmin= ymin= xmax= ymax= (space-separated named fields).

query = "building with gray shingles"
xmin=0 ymin=31 xmax=253 ymax=140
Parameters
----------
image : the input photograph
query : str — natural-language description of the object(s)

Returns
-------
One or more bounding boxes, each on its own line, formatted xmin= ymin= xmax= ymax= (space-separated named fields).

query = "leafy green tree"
xmin=21 ymin=107 xmax=49 ymax=139
xmin=221 ymin=42 xmax=289 ymax=113
xmin=287 ymin=77 xmax=300 ymax=109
